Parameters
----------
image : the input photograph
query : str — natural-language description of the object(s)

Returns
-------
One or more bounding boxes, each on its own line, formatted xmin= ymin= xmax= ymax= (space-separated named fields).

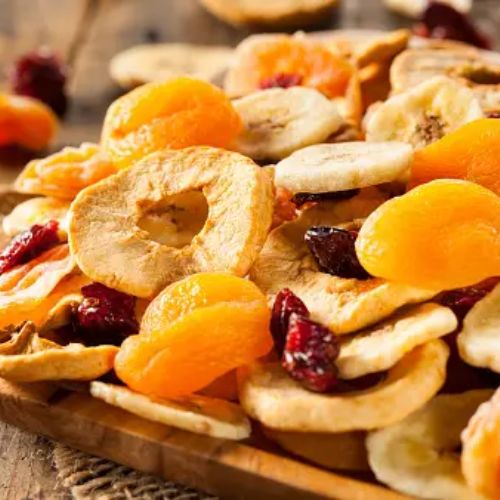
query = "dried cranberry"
xmin=259 ymin=73 xmax=303 ymax=90
xmin=414 ymin=2 xmax=492 ymax=50
xmin=305 ymin=226 xmax=370 ymax=280
xmin=10 ymin=49 xmax=68 ymax=116
xmin=0 ymin=220 xmax=60 ymax=275
xmin=283 ymin=315 xmax=339 ymax=392
xmin=437 ymin=277 xmax=499 ymax=322
xmin=75 ymin=283 xmax=138 ymax=346
xmin=271 ymin=288 xmax=309 ymax=354
xmin=487 ymin=111 xmax=500 ymax=119
xmin=291 ymin=189 xmax=359 ymax=208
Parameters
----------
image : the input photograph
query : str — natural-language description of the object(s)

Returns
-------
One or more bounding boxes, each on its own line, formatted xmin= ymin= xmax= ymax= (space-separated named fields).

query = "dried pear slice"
xmin=337 ymin=303 xmax=457 ymax=379
xmin=367 ymin=390 xmax=493 ymax=500
xmin=91 ymin=381 xmax=250 ymax=440
xmin=238 ymin=340 xmax=449 ymax=433
xmin=69 ymin=147 xmax=273 ymax=298
xmin=0 ymin=322 xmax=117 ymax=382
xmin=250 ymin=189 xmax=438 ymax=334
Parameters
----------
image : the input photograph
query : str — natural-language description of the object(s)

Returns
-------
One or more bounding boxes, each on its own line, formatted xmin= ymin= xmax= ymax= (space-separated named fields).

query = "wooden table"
xmin=0 ymin=0 xmax=498 ymax=497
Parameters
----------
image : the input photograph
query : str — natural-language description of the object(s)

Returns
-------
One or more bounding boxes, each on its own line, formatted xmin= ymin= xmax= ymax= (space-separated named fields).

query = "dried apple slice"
xmin=0 ymin=322 xmax=117 ymax=382
xmin=69 ymin=147 xmax=273 ymax=298
xmin=238 ymin=340 xmax=448 ymax=433
xmin=90 ymin=381 xmax=250 ymax=440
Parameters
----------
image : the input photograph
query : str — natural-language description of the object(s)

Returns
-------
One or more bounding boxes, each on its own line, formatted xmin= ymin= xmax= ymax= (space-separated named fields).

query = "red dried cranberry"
xmin=271 ymin=288 xmax=309 ymax=354
xmin=10 ymin=49 xmax=68 ymax=116
xmin=75 ymin=283 xmax=138 ymax=346
xmin=437 ymin=277 xmax=499 ymax=322
xmin=0 ymin=220 xmax=60 ymax=275
xmin=305 ymin=226 xmax=370 ymax=280
xmin=487 ymin=111 xmax=500 ymax=119
xmin=282 ymin=315 xmax=339 ymax=392
xmin=414 ymin=3 xmax=492 ymax=50
xmin=259 ymin=73 xmax=303 ymax=90
xmin=291 ymin=189 xmax=360 ymax=208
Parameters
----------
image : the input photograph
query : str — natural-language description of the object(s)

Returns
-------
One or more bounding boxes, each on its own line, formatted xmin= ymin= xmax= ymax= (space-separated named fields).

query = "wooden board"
xmin=0 ymin=379 xmax=409 ymax=500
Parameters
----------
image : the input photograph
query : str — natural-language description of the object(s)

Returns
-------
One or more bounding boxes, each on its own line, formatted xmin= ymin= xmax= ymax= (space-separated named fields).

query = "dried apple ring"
xmin=14 ymin=143 xmax=116 ymax=200
xmin=69 ymin=147 xmax=273 ymax=298
xmin=238 ymin=339 xmax=449 ymax=433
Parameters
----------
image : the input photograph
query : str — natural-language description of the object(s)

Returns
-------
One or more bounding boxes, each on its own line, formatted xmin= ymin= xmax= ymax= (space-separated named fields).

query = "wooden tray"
xmin=0 ymin=378 xmax=409 ymax=499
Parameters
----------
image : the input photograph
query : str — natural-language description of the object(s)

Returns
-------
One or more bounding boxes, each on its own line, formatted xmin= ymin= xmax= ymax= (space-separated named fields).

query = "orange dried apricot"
xmin=101 ymin=77 xmax=242 ymax=169
xmin=14 ymin=143 xmax=117 ymax=200
xmin=410 ymin=119 xmax=500 ymax=195
xmin=0 ymin=94 xmax=57 ymax=150
xmin=355 ymin=180 xmax=500 ymax=290
xmin=115 ymin=273 xmax=273 ymax=398
xmin=225 ymin=35 xmax=353 ymax=99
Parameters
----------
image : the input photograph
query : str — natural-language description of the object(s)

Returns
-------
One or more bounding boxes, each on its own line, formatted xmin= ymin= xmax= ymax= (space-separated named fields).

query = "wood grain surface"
xmin=0 ymin=0 xmax=499 ymax=498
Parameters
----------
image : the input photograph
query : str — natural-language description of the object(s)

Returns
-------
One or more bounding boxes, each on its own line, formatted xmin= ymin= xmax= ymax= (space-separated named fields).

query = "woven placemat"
xmin=53 ymin=444 xmax=217 ymax=500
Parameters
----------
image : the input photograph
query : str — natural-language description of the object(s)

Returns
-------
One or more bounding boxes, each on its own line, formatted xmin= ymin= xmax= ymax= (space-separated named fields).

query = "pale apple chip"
xmin=263 ymin=428 xmax=369 ymax=471
xmin=337 ymin=303 xmax=457 ymax=379
xmin=250 ymin=190 xmax=438 ymax=334
xmin=0 ymin=322 xmax=117 ymax=382
xmin=457 ymin=282 xmax=500 ymax=373
xmin=238 ymin=340 xmax=448 ymax=433
xmin=90 ymin=382 xmax=250 ymax=441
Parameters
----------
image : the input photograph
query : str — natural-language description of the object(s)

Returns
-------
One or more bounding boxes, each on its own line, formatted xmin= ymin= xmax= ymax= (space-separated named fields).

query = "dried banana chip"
xmin=337 ymin=303 xmax=457 ymax=379
xmin=457 ymin=282 xmax=500 ymax=373
xmin=90 ymin=381 xmax=250 ymax=440
xmin=238 ymin=340 xmax=448 ymax=433
xmin=367 ymin=389 xmax=493 ymax=500
xmin=250 ymin=189 xmax=438 ymax=334
xmin=0 ymin=322 xmax=117 ymax=382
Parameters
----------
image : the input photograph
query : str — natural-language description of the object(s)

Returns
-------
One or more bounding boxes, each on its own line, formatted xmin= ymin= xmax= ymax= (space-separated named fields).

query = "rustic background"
xmin=0 ymin=0 xmax=499 ymax=497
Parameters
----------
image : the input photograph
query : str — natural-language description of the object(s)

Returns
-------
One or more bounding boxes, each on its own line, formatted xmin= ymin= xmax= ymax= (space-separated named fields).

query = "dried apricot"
xmin=224 ymin=34 xmax=354 ymax=99
xmin=15 ymin=143 xmax=116 ymax=200
xmin=115 ymin=273 xmax=273 ymax=398
xmin=410 ymin=119 xmax=500 ymax=195
xmin=355 ymin=180 xmax=500 ymax=290
xmin=0 ymin=94 xmax=57 ymax=150
xmin=101 ymin=77 xmax=242 ymax=169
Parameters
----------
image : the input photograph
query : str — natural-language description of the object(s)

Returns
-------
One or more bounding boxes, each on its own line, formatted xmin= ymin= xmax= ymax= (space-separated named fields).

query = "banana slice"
xmin=263 ymin=428 xmax=369 ymax=471
xmin=367 ymin=390 xmax=494 ymax=500
xmin=233 ymin=87 xmax=344 ymax=161
xmin=2 ymin=197 xmax=70 ymax=237
xmin=383 ymin=0 xmax=471 ymax=18
xmin=239 ymin=340 xmax=449 ymax=433
xmin=274 ymin=141 xmax=413 ymax=194
xmin=250 ymin=189 xmax=438 ymax=334
xmin=391 ymin=48 xmax=500 ymax=114
xmin=337 ymin=303 xmax=457 ymax=379
xmin=461 ymin=387 xmax=500 ymax=499
xmin=109 ymin=43 xmax=233 ymax=89
xmin=457 ymin=282 xmax=500 ymax=373
xmin=365 ymin=76 xmax=484 ymax=148
xmin=91 ymin=382 xmax=250 ymax=440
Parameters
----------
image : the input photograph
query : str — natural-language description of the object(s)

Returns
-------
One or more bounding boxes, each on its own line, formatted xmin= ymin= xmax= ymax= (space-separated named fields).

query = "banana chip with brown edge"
xmin=238 ymin=339 xmax=449 ymax=433
xmin=367 ymin=389 xmax=494 ymax=500
xmin=263 ymin=427 xmax=369 ymax=471
xmin=457 ymin=282 xmax=500 ymax=373
xmin=0 ymin=322 xmax=117 ymax=382
xmin=90 ymin=381 xmax=250 ymax=441
xmin=69 ymin=147 xmax=273 ymax=298
xmin=250 ymin=188 xmax=439 ymax=334
xmin=337 ymin=303 xmax=457 ymax=379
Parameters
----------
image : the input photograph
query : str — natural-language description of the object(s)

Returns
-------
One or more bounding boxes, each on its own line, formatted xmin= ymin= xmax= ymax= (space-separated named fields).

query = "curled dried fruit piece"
xmin=116 ymin=273 xmax=273 ymax=399
xmin=238 ymin=340 xmax=449 ymax=432
xmin=356 ymin=180 xmax=500 ymax=290
xmin=69 ymin=147 xmax=273 ymax=298
xmin=366 ymin=389 xmax=493 ymax=500
xmin=14 ymin=143 xmax=116 ymax=200
xmin=102 ymin=77 xmax=242 ymax=169
xmin=0 ymin=94 xmax=57 ymax=150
